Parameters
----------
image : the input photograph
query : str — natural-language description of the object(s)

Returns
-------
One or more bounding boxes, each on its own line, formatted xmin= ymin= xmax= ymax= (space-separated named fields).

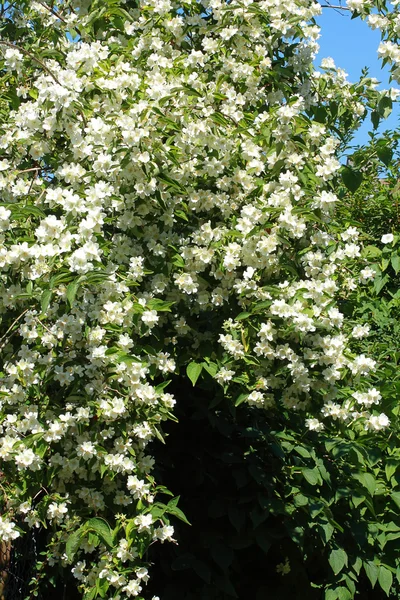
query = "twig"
xmin=0 ymin=41 xmax=61 ymax=84
xmin=16 ymin=167 xmax=41 ymax=174
xmin=37 ymin=1 xmax=68 ymax=24
xmin=320 ymin=4 xmax=351 ymax=8
xmin=0 ymin=309 xmax=29 ymax=351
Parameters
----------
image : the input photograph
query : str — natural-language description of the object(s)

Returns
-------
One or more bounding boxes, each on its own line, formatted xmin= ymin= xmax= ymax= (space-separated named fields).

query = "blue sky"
xmin=315 ymin=9 xmax=399 ymax=146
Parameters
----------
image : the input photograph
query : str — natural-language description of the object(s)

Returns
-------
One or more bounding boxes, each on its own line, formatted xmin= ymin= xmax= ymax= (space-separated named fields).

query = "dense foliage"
xmin=0 ymin=0 xmax=399 ymax=599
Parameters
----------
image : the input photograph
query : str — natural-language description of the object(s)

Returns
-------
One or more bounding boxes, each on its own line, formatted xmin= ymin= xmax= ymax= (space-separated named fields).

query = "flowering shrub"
xmin=0 ymin=0 xmax=398 ymax=598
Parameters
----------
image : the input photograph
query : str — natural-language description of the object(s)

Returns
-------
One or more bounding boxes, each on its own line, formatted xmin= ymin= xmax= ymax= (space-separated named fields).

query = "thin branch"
xmin=17 ymin=167 xmax=41 ymax=174
xmin=0 ymin=308 xmax=29 ymax=351
xmin=320 ymin=4 xmax=351 ymax=8
xmin=0 ymin=40 xmax=61 ymax=84
xmin=37 ymin=1 xmax=68 ymax=24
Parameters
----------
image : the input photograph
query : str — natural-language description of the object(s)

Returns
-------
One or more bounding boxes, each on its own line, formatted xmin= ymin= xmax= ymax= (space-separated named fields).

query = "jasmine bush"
xmin=0 ymin=0 xmax=399 ymax=599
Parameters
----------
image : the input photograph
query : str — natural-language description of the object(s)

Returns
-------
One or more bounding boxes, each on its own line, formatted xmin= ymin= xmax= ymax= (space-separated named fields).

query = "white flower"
xmin=153 ymin=525 xmax=175 ymax=542
xmin=381 ymin=233 xmax=394 ymax=244
xmin=134 ymin=513 xmax=153 ymax=533
xmin=351 ymin=324 xmax=370 ymax=339
xmin=47 ymin=502 xmax=68 ymax=523
xmin=0 ymin=517 xmax=20 ymax=542
xmin=365 ymin=413 xmax=390 ymax=431
xmin=141 ymin=310 xmax=159 ymax=328
xmin=305 ymin=418 xmax=324 ymax=432
xmin=123 ymin=579 xmax=142 ymax=598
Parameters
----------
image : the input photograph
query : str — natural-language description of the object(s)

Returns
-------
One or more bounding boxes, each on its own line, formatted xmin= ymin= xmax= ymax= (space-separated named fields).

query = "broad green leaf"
xmin=192 ymin=559 xmax=212 ymax=583
xmin=385 ymin=460 xmax=397 ymax=481
xmin=319 ymin=522 xmax=334 ymax=544
xmin=378 ymin=96 xmax=392 ymax=119
xmin=378 ymin=566 xmax=393 ymax=596
xmin=65 ymin=527 xmax=85 ymax=560
xmin=84 ymin=518 xmax=113 ymax=548
xmin=391 ymin=491 xmax=400 ymax=510
xmin=354 ymin=472 xmax=376 ymax=496
xmin=166 ymin=503 xmax=191 ymax=525
xmin=329 ymin=548 xmax=348 ymax=576
xmin=391 ymin=252 xmax=400 ymax=274
xmin=364 ymin=561 xmax=378 ymax=588
xmin=374 ymin=274 xmax=389 ymax=295
xmin=377 ymin=145 xmax=393 ymax=166
xmin=202 ymin=362 xmax=218 ymax=376
xmin=302 ymin=468 xmax=320 ymax=486
xmin=337 ymin=588 xmax=352 ymax=600
xmin=341 ymin=166 xmax=363 ymax=193
xmin=211 ymin=543 xmax=234 ymax=570
xmin=362 ymin=245 xmax=381 ymax=259
xmin=186 ymin=362 xmax=203 ymax=386
xmin=371 ymin=110 xmax=380 ymax=129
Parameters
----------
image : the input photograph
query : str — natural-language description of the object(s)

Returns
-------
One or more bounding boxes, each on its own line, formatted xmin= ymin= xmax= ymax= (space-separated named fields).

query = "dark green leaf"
xmin=342 ymin=167 xmax=363 ymax=193
xmin=377 ymin=145 xmax=393 ymax=166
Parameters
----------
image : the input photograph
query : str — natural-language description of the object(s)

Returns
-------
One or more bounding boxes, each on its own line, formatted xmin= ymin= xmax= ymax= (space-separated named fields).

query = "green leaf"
xmin=354 ymin=472 xmax=376 ymax=496
xmin=377 ymin=145 xmax=393 ymax=166
xmin=342 ymin=167 xmax=363 ymax=193
xmin=235 ymin=393 xmax=249 ymax=407
xmin=192 ymin=559 xmax=212 ymax=583
xmin=337 ymin=588 xmax=352 ymax=600
xmin=302 ymin=468 xmax=320 ymax=486
xmin=166 ymin=500 xmax=191 ymax=525
xmin=65 ymin=527 xmax=84 ymax=561
xmin=329 ymin=548 xmax=348 ymax=576
xmin=378 ymin=566 xmax=393 ymax=596
xmin=385 ymin=460 xmax=397 ymax=481
xmin=319 ymin=522 xmax=334 ymax=544
xmin=146 ymin=299 xmax=175 ymax=312
xmin=84 ymin=518 xmax=113 ymax=548
xmin=362 ymin=245 xmax=381 ymax=259
xmin=66 ymin=281 xmax=79 ymax=308
xmin=41 ymin=289 xmax=52 ymax=314
xmin=371 ymin=110 xmax=380 ymax=129
xmin=374 ymin=273 xmax=389 ymax=295
xmin=215 ymin=574 xmax=238 ymax=597
xmin=391 ymin=252 xmax=400 ymax=274
xmin=391 ymin=491 xmax=400 ymax=510
xmin=186 ymin=362 xmax=203 ymax=386
xmin=202 ymin=362 xmax=218 ymax=376
xmin=235 ymin=312 xmax=251 ymax=321
xmin=255 ymin=529 xmax=271 ymax=555
xmin=378 ymin=96 xmax=392 ymax=119
xmin=211 ymin=543 xmax=234 ymax=570
xmin=364 ymin=561 xmax=378 ymax=588
xmin=83 ymin=588 xmax=97 ymax=600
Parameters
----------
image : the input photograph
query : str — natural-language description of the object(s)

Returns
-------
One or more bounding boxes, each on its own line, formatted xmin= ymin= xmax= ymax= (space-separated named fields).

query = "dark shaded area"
xmin=148 ymin=378 xmax=389 ymax=600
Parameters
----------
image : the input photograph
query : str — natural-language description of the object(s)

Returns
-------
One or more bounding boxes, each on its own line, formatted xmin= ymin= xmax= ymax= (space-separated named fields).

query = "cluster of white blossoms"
xmin=0 ymin=0 xmax=391 ymax=597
